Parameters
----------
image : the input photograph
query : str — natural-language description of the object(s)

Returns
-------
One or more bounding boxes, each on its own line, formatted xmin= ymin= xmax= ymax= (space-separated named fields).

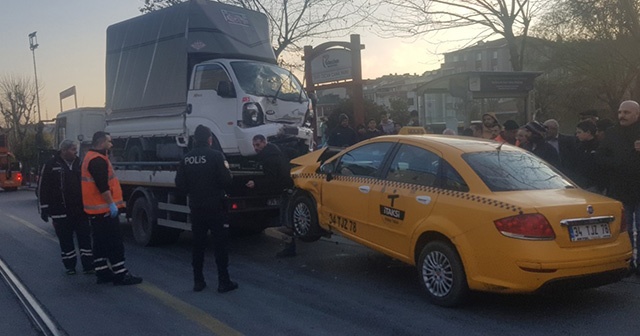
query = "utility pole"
xmin=29 ymin=31 xmax=41 ymax=122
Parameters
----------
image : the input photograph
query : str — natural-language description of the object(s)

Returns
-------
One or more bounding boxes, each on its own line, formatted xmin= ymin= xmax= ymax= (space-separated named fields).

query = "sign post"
xmin=59 ymin=86 xmax=78 ymax=112
xmin=304 ymin=35 xmax=365 ymax=145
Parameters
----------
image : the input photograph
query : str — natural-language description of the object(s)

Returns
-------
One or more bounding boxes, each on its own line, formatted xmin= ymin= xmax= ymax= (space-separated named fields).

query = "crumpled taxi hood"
xmin=290 ymin=147 xmax=329 ymax=167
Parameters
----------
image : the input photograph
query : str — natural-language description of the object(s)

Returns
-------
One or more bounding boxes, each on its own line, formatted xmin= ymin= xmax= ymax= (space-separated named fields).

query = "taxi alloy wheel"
xmin=418 ymin=241 xmax=468 ymax=307
xmin=289 ymin=195 xmax=321 ymax=242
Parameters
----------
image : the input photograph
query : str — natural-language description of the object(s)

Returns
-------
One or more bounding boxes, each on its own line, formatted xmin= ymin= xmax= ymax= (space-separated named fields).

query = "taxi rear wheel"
xmin=289 ymin=194 xmax=322 ymax=242
xmin=417 ymin=241 xmax=468 ymax=307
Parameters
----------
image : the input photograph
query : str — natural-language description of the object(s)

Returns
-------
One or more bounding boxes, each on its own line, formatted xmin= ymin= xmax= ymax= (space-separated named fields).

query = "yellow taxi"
xmin=287 ymin=134 xmax=631 ymax=307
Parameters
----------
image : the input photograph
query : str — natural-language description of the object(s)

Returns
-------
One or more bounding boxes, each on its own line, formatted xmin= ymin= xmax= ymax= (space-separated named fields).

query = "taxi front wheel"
xmin=417 ymin=241 xmax=468 ymax=307
xmin=289 ymin=194 xmax=322 ymax=242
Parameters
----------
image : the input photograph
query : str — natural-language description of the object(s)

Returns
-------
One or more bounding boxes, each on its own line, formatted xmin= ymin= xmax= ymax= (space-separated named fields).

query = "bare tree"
xmin=140 ymin=0 xmax=377 ymax=59
xmin=0 ymin=75 xmax=38 ymax=146
xmin=534 ymin=0 xmax=640 ymax=112
xmin=376 ymin=0 xmax=548 ymax=71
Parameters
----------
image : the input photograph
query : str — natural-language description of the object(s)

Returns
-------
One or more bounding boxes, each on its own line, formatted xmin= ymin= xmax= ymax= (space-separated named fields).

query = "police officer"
xmin=38 ymin=139 xmax=93 ymax=275
xmin=82 ymin=131 xmax=142 ymax=286
xmin=175 ymin=125 xmax=238 ymax=293
xmin=246 ymin=134 xmax=296 ymax=257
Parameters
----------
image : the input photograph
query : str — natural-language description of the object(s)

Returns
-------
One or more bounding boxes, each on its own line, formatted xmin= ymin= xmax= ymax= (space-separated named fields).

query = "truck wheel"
xmin=131 ymin=197 xmax=162 ymax=246
xmin=288 ymin=194 xmax=322 ymax=242
xmin=417 ymin=241 xmax=469 ymax=307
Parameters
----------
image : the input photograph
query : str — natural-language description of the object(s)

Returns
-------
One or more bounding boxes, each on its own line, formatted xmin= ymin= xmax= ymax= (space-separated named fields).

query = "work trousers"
xmin=624 ymin=201 xmax=640 ymax=268
xmin=89 ymin=214 xmax=128 ymax=280
xmin=279 ymin=190 xmax=292 ymax=228
xmin=190 ymin=206 xmax=230 ymax=283
xmin=52 ymin=212 xmax=93 ymax=272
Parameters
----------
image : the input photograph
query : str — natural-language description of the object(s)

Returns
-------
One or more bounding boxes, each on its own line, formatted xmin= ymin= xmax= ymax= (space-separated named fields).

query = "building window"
xmin=453 ymin=55 xmax=459 ymax=62
xmin=407 ymin=98 xmax=414 ymax=105
xmin=476 ymin=53 xmax=482 ymax=61
xmin=493 ymin=51 xmax=498 ymax=59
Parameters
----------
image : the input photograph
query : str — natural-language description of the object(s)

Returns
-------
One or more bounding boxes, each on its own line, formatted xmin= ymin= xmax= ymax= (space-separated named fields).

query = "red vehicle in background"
xmin=0 ymin=133 xmax=22 ymax=191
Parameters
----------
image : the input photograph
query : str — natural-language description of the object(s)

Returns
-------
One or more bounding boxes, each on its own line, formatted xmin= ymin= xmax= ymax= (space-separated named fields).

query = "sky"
xmin=0 ymin=0 xmax=461 ymax=121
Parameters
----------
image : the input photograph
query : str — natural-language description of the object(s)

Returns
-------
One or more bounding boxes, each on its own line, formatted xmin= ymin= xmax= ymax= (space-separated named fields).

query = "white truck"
xmin=53 ymin=107 xmax=106 ymax=157
xmin=47 ymin=1 xmax=307 ymax=245
xmin=105 ymin=0 xmax=313 ymax=166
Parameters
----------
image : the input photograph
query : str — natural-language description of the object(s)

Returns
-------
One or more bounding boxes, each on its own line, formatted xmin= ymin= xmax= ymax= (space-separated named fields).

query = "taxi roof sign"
xmin=398 ymin=126 xmax=427 ymax=135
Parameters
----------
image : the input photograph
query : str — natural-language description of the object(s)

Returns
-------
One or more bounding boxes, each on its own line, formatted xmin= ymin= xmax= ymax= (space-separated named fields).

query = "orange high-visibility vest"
xmin=81 ymin=150 xmax=125 ymax=215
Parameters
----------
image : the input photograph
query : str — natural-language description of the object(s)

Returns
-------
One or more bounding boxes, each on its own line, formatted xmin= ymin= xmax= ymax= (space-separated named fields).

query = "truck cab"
xmin=54 ymin=107 xmax=106 ymax=159
xmin=188 ymin=59 xmax=312 ymax=157
xmin=103 ymin=0 xmax=313 ymax=165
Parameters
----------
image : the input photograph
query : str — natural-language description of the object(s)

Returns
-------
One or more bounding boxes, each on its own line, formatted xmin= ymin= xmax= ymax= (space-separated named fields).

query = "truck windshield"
xmin=231 ymin=61 xmax=307 ymax=102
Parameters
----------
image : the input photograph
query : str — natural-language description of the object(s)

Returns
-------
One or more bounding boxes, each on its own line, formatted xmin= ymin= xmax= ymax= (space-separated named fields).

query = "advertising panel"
xmin=311 ymin=49 xmax=352 ymax=84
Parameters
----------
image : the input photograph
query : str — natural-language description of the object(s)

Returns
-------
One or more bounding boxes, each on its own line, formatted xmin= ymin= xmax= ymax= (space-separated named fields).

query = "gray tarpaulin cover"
xmin=105 ymin=0 xmax=275 ymax=119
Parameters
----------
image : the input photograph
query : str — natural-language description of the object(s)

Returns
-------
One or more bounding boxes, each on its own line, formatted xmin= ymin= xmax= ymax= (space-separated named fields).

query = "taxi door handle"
xmin=358 ymin=186 xmax=370 ymax=194
xmin=416 ymin=196 xmax=432 ymax=205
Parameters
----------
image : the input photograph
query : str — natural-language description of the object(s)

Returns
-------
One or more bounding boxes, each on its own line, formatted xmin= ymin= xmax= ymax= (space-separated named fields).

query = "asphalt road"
xmin=1 ymin=188 xmax=640 ymax=336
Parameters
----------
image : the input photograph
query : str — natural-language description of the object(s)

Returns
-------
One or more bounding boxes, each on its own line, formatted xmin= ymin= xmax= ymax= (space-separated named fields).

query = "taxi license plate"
xmin=267 ymin=198 xmax=281 ymax=206
xmin=569 ymin=223 xmax=611 ymax=241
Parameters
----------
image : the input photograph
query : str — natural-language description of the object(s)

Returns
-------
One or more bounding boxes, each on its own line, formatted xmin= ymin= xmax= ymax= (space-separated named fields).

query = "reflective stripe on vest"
xmin=81 ymin=151 xmax=125 ymax=215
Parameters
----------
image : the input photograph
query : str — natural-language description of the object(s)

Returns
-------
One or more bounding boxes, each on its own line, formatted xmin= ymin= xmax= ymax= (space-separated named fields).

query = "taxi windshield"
xmin=463 ymin=151 xmax=574 ymax=191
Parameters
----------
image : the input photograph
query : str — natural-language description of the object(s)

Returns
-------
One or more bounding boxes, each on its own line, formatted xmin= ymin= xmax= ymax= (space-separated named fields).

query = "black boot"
xmin=113 ymin=273 xmax=143 ymax=286
xmin=193 ymin=280 xmax=207 ymax=292
xmin=218 ymin=280 xmax=238 ymax=293
xmin=193 ymin=269 xmax=207 ymax=292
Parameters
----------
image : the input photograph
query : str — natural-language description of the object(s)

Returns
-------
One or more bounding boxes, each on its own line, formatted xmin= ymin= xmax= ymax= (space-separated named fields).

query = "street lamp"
xmin=29 ymin=31 xmax=41 ymax=122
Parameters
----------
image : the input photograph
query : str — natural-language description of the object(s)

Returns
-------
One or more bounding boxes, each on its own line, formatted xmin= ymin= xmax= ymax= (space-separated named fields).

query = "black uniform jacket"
xmin=571 ymin=138 xmax=601 ymax=189
xmin=175 ymin=145 xmax=233 ymax=209
xmin=327 ymin=125 xmax=358 ymax=147
xmin=38 ymin=153 xmax=84 ymax=219
xmin=595 ymin=121 xmax=640 ymax=204
xmin=256 ymin=143 xmax=294 ymax=191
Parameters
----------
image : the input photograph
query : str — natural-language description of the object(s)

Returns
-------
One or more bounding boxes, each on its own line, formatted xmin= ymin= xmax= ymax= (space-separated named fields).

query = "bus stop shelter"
xmin=416 ymin=71 xmax=542 ymax=127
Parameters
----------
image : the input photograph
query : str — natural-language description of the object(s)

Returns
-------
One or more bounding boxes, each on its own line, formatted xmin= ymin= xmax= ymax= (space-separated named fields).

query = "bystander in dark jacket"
xmin=246 ymin=135 xmax=297 ymax=258
xmin=571 ymin=121 xmax=603 ymax=191
xmin=360 ymin=119 xmax=382 ymax=141
xmin=544 ymin=119 xmax=577 ymax=175
xmin=328 ymin=114 xmax=358 ymax=147
xmin=522 ymin=121 xmax=560 ymax=167
xmin=594 ymin=100 xmax=640 ymax=272
xmin=595 ymin=102 xmax=640 ymax=206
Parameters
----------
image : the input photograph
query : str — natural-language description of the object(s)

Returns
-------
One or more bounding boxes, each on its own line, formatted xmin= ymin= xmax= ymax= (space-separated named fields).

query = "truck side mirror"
xmin=217 ymin=81 xmax=236 ymax=98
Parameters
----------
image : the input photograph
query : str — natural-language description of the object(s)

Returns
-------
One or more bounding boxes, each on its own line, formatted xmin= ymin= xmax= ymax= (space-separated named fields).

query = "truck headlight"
xmin=242 ymin=103 xmax=264 ymax=127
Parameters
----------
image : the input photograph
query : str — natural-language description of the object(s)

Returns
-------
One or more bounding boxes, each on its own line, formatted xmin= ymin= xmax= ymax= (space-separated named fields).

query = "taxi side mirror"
xmin=320 ymin=162 xmax=334 ymax=181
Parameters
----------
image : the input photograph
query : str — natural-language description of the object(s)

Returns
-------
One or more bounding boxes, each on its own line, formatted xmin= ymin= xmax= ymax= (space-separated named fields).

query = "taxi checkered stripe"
xmin=292 ymin=173 xmax=522 ymax=213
